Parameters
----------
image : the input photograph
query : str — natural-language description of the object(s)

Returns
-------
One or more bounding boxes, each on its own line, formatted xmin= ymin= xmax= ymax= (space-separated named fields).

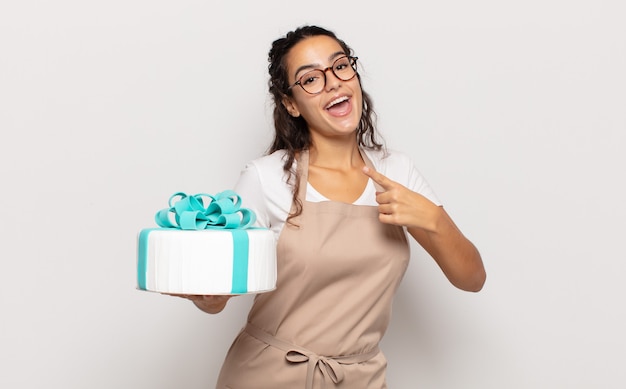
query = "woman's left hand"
xmin=362 ymin=166 xmax=439 ymax=231
xmin=162 ymin=293 xmax=235 ymax=314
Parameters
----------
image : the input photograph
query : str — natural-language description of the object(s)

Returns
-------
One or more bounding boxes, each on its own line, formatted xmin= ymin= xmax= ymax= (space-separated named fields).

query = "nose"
xmin=323 ymin=67 xmax=341 ymax=91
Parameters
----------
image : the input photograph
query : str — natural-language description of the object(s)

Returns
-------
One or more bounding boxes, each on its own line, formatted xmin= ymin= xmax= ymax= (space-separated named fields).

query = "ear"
xmin=281 ymin=96 xmax=301 ymax=117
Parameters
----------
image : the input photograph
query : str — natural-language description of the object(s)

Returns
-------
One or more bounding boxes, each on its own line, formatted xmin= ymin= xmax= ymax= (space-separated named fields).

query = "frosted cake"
xmin=137 ymin=191 xmax=277 ymax=295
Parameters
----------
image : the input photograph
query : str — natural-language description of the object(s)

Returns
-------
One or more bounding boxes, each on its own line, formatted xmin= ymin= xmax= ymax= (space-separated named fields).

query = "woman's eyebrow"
xmin=327 ymin=50 xmax=346 ymax=62
xmin=293 ymin=51 xmax=347 ymax=79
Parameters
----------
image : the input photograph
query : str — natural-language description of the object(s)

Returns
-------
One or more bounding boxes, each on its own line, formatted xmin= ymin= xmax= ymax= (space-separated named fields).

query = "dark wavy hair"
xmin=267 ymin=25 xmax=384 ymax=222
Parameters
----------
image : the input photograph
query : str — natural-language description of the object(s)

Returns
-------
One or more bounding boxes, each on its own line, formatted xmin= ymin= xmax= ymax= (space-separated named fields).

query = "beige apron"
xmin=217 ymin=150 xmax=410 ymax=389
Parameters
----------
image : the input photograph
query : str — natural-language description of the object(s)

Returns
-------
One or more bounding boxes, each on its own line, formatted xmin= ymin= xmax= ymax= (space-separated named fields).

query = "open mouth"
xmin=325 ymin=96 xmax=351 ymax=115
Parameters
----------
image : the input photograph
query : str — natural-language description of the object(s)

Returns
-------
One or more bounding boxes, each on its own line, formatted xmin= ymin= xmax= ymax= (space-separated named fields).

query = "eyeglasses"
xmin=288 ymin=56 xmax=358 ymax=95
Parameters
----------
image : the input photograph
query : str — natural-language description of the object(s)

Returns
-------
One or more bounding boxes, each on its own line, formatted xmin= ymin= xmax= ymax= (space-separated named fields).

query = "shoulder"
xmin=236 ymin=149 xmax=292 ymax=202
xmin=249 ymin=149 xmax=289 ymax=167
xmin=362 ymin=147 xmax=442 ymax=206
xmin=234 ymin=150 xmax=293 ymax=231
xmin=244 ymin=150 xmax=290 ymax=182
xmin=361 ymin=147 xmax=415 ymax=178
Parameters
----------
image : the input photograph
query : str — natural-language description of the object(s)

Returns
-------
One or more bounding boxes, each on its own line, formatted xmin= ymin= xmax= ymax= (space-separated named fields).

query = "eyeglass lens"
xmin=298 ymin=57 xmax=357 ymax=94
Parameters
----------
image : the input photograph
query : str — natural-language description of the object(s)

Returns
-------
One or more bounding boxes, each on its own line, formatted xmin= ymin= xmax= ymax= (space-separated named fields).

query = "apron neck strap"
xmin=295 ymin=148 xmax=384 ymax=198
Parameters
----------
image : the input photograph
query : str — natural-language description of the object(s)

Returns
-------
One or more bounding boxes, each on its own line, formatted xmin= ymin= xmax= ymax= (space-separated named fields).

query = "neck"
xmin=308 ymin=136 xmax=363 ymax=170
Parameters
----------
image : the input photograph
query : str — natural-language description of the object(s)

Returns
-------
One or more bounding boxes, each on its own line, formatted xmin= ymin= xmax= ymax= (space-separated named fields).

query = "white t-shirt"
xmin=234 ymin=148 xmax=442 ymax=237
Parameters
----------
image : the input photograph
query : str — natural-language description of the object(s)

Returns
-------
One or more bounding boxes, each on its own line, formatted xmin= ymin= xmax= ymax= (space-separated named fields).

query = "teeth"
xmin=326 ymin=96 xmax=348 ymax=109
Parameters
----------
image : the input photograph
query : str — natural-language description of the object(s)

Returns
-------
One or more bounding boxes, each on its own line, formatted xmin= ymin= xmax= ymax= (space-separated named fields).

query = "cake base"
xmin=137 ymin=228 xmax=277 ymax=295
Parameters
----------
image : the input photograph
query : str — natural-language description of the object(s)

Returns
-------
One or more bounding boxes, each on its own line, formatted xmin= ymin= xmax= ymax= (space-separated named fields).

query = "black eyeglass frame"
xmin=287 ymin=56 xmax=359 ymax=95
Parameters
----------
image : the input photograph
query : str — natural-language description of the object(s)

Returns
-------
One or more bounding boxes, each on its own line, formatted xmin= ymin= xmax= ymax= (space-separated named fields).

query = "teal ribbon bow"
xmin=155 ymin=191 xmax=256 ymax=230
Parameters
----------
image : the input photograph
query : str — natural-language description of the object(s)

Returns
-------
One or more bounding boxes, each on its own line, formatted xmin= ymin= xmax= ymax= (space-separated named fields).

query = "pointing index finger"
xmin=362 ymin=166 xmax=394 ymax=190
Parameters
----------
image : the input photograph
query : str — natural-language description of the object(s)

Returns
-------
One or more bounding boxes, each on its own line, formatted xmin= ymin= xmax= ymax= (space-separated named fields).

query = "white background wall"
xmin=1 ymin=1 xmax=624 ymax=388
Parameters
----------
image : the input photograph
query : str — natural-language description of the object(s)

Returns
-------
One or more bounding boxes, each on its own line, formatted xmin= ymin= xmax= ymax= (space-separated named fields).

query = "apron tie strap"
xmin=245 ymin=323 xmax=379 ymax=389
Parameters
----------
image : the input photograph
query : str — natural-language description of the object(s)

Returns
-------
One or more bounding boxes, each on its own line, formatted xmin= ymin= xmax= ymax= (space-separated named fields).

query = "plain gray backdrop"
xmin=1 ymin=0 xmax=625 ymax=388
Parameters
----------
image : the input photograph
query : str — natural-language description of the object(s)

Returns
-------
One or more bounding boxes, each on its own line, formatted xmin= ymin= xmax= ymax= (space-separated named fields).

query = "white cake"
xmin=137 ymin=228 xmax=277 ymax=294
xmin=137 ymin=191 xmax=277 ymax=295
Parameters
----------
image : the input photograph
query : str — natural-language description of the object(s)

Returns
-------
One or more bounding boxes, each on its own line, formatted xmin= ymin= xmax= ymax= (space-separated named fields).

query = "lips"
xmin=325 ymin=95 xmax=351 ymax=116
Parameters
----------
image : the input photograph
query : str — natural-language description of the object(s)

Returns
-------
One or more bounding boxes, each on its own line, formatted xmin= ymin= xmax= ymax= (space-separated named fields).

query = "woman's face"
xmin=282 ymin=35 xmax=363 ymax=141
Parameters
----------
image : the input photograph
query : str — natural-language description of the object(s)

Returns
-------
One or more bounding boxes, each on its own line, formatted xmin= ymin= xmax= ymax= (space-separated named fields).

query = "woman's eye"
xmin=302 ymin=76 xmax=319 ymax=85
xmin=334 ymin=58 xmax=350 ymax=71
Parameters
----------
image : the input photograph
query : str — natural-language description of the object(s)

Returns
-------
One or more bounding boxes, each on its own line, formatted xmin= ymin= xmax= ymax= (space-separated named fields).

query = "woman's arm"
xmin=363 ymin=166 xmax=486 ymax=292
xmin=407 ymin=208 xmax=485 ymax=292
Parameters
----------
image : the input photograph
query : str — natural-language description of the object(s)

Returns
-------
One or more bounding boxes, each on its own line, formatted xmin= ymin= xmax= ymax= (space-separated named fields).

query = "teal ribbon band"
xmin=230 ymin=230 xmax=249 ymax=294
xmin=137 ymin=228 xmax=158 ymax=291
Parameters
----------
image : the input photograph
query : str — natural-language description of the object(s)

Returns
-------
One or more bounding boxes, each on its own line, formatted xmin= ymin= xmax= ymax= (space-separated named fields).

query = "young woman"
xmin=186 ymin=25 xmax=486 ymax=388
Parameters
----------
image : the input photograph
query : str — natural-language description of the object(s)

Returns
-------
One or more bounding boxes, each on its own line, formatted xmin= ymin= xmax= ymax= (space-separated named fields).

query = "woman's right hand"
xmin=164 ymin=294 xmax=234 ymax=314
